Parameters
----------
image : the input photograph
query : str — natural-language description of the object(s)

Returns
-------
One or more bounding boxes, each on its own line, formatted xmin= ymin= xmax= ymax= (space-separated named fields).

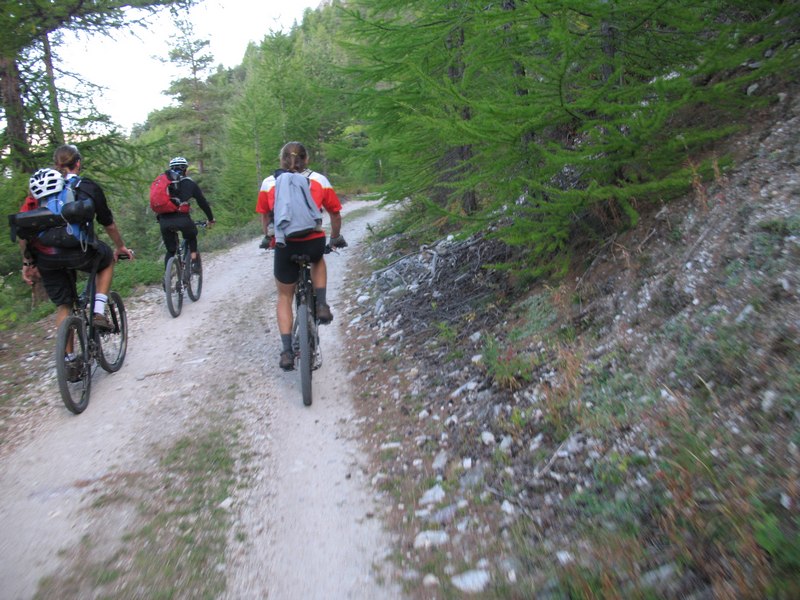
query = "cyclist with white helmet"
xmin=156 ymin=156 xmax=215 ymax=273
xmin=19 ymin=144 xmax=135 ymax=333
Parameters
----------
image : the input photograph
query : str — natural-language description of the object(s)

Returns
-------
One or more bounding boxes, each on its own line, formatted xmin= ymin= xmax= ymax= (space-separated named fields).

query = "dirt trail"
xmin=0 ymin=200 xmax=399 ymax=599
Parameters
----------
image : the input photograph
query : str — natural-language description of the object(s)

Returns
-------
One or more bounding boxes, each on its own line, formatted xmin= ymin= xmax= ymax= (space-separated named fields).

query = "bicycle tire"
xmin=97 ymin=291 xmax=128 ymax=372
xmin=186 ymin=251 xmax=202 ymax=302
xmin=297 ymin=302 xmax=313 ymax=406
xmin=55 ymin=315 xmax=91 ymax=414
xmin=164 ymin=256 xmax=183 ymax=317
xmin=309 ymin=294 xmax=322 ymax=370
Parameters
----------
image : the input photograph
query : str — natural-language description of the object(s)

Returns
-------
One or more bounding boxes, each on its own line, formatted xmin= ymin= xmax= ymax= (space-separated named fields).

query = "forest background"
xmin=2 ymin=2 xmax=800 ymax=596
xmin=0 ymin=0 xmax=798 ymax=327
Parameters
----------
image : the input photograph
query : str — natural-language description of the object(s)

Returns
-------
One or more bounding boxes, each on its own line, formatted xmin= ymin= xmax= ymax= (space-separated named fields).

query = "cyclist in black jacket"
xmin=20 ymin=145 xmax=134 ymax=333
xmin=157 ymin=156 xmax=215 ymax=272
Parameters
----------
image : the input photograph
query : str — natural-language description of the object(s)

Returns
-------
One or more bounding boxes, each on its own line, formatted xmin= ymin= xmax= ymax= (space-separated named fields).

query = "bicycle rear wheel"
xmin=164 ymin=256 xmax=183 ymax=317
xmin=97 ymin=291 xmax=128 ymax=372
xmin=297 ymin=302 xmax=313 ymax=406
xmin=55 ymin=315 xmax=91 ymax=414
xmin=186 ymin=249 xmax=202 ymax=301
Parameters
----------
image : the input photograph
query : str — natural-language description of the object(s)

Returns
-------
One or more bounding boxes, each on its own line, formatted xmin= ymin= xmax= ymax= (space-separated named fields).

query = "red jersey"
xmin=255 ymin=170 xmax=342 ymax=242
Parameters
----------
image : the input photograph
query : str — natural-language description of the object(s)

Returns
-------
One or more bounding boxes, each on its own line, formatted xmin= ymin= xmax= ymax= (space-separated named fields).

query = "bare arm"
xmin=18 ymin=240 xmax=38 ymax=286
xmin=329 ymin=211 xmax=342 ymax=239
xmin=102 ymin=223 xmax=135 ymax=260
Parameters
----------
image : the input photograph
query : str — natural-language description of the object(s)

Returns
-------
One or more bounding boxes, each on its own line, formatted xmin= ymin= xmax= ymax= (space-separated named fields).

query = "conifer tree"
xmin=345 ymin=0 xmax=800 ymax=276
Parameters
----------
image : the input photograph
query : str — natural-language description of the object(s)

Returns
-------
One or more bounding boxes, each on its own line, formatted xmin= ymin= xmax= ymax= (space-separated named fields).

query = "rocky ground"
xmin=0 ymin=89 xmax=797 ymax=599
xmin=340 ymin=88 xmax=799 ymax=597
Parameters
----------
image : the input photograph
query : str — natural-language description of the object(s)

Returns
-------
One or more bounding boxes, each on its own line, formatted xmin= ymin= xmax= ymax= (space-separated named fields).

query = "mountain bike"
xmin=164 ymin=220 xmax=207 ymax=317
xmin=290 ymin=246 xmax=334 ymax=407
xmin=55 ymin=253 xmax=129 ymax=414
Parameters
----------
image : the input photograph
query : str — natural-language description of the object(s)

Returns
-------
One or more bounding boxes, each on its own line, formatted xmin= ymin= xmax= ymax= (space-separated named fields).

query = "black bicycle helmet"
xmin=29 ymin=168 xmax=64 ymax=200
xmin=169 ymin=156 xmax=189 ymax=170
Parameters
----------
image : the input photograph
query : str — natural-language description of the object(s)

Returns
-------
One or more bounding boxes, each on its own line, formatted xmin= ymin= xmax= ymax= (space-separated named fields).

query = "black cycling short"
xmin=274 ymin=236 xmax=326 ymax=284
xmin=35 ymin=242 xmax=114 ymax=307
xmin=158 ymin=213 xmax=198 ymax=255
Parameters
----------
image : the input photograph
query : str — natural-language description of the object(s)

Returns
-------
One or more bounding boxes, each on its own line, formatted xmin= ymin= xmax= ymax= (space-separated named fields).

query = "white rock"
xmin=422 ymin=573 xmax=440 ymax=587
xmin=556 ymin=551 xmax=574 ymax=565
xmin=451 ymin=569 xmax=491 ymax=593
xmin=420 ymin=484 xmax=446 ymax=505
xmin=481 ymin=431 xmax=496 ymax=445
xmin=761 ymin=390 xmax=777 ymax=413
xmin=218 ymin=497 xmax=233 ymax=510
xmin=414 ymin=530 xmax=449 ymax=549
xmin=432 ymin=450 xmax=448 ymax=472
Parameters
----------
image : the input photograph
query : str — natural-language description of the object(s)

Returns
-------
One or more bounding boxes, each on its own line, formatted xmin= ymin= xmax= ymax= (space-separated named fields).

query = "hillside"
xmin=342 ymin=87 xmax=800 ymax=597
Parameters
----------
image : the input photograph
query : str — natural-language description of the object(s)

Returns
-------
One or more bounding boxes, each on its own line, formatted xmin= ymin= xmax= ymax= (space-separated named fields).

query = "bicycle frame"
xmin=167 ymin=220 xmax=207 ymax=269
xmin=288 ymin=245 xmax=336 ymax=406
xmin=72 ymin=254 xmax=102 ymax=345
xmin=56 ymin=252 xmax=128 ymax=414
xmin=163 ymin=220 xmax=206 ymax=317
xmin=291 ymin=258 xmax=321 ymax=364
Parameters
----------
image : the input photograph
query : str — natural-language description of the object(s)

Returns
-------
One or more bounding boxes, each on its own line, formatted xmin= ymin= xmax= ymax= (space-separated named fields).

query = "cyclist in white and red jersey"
xmin=255 ymin=141 xmax=347 ymax=370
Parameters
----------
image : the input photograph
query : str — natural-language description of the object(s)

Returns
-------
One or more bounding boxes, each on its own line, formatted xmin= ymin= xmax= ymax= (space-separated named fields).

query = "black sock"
xmin=281 ymin=334 xmax=293 ymax=352
xmin=315 ymin=288 xmax=327 ymax=306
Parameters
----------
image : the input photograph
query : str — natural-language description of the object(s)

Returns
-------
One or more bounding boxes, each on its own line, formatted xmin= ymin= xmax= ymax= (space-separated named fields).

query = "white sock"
xmin=94 ymin=293 xmax=108 ymax=315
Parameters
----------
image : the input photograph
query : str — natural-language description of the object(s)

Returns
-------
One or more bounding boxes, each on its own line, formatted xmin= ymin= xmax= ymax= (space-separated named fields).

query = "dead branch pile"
xmin=368 ymin=233 xmax=518 ymax=341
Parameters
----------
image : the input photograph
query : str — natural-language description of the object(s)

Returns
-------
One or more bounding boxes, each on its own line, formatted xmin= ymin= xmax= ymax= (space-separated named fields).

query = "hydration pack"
xmin=149 ymin=169 xmax=188 ymax=214
xmin=8 ymin=177 xmax=94 ymax=248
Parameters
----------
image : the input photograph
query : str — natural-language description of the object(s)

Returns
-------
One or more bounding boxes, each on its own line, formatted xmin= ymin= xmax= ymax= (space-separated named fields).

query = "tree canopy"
xmin=2 ymin=0 xmax=799 ymax=320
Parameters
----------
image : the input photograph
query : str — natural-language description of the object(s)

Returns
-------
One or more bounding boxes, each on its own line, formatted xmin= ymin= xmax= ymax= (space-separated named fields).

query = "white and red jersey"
xmin=255 ymin=170 xmax=342 ymax=242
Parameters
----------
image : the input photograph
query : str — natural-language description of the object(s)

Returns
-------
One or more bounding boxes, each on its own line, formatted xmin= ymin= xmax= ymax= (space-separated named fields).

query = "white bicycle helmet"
xmin=29 ymin=168 xmax=64 ymax=200
xmin=169 ymin=156 xmax=188 ymax=170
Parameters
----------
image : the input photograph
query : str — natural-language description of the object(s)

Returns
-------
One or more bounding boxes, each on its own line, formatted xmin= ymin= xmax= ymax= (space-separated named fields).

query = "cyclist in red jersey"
xmin=255 ymin=141 xmax=347 ymax=370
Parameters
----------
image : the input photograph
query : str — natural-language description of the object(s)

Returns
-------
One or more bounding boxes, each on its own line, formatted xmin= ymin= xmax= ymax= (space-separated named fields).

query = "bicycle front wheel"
xmin=297 ymin=302 xmax=313 ymax=406
xmin=186 ymin=251 xmax=202 ymax=301
xmin=164 ymin=256 xmax=183 ymax=317
xmin=55 ymin=315 xmax=91 ymax=414
xmin=97 ymin=291 xmax=128 ymax=372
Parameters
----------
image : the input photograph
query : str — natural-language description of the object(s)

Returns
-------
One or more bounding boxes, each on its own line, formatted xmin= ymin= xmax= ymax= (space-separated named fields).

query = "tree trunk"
xmin=445 ymin=5 xmax=477 ymax=216
xmin=42 ymin=33 xmax=64 ymax=145
xmin=600 ymin=20 xmax=617 ymax=83
xmin=0 ymin=54 xmax=33 ymax=171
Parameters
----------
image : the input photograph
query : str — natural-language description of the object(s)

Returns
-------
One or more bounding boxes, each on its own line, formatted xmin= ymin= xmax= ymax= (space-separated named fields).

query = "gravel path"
xmin=0 ymin=199 xmax=399 ymax=599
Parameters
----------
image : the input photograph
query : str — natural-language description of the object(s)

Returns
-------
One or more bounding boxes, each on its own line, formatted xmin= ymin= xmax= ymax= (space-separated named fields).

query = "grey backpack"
xmin=273 ymin=169 xmax=322 ymax=245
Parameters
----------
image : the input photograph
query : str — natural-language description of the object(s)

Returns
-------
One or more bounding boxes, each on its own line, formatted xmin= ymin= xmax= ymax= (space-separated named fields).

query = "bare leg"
xmin=95 ymin=264 xmax=113 ymax=296
xmin=276 ymin=280 xmax=296 ymax=336
xmin=310 ymin=258 xmax=327 ymax=289
xmin=55 ymin=304 xmax=72 ymax=354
